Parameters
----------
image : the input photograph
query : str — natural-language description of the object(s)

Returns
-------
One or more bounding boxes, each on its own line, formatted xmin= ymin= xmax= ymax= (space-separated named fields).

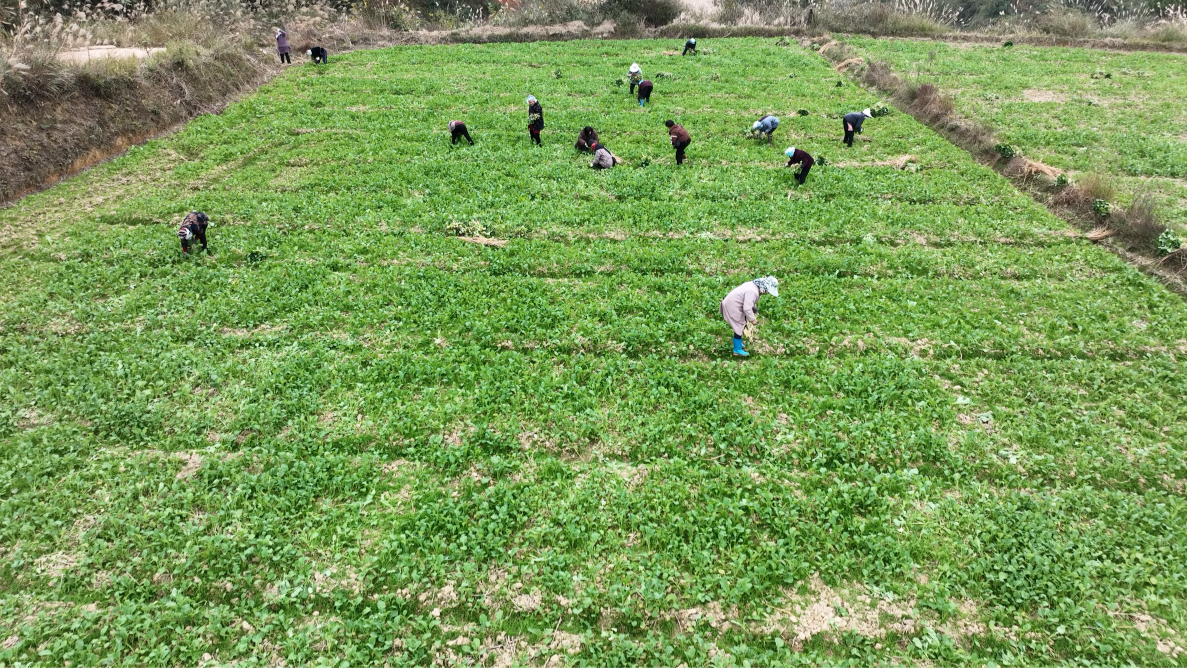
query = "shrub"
xmin=1077 ymin=173 xmax=1115 ymax=203
xmin=1092 ymin=199 xmax=1111 ymax=217
xmin=601 ymin=0 xmax=681 ymax=26
xmin=1156 ymin=229 xmax=1183 ymax=256
xmin=1055 ymin=173 xmax=1069 ymax=187
xmin=994 ymin=143 xmax=1017 ymax=159
xmin=1037 ymin=8 xmax=1096 ymax=38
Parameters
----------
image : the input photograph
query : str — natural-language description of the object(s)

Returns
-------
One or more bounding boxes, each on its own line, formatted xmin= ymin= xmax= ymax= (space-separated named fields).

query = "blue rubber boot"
xmin=733 ymin=336 xmax=749 ymax=356
xmin=639 ymin=98 xmax=645 ymax=107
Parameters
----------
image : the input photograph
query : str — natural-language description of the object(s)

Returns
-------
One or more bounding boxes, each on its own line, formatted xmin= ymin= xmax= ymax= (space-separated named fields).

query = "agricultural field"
xmin=1 ymin=37 xmax=1186 ymax=666
xmin=846 ymin=36 xmax=1187 ymax=226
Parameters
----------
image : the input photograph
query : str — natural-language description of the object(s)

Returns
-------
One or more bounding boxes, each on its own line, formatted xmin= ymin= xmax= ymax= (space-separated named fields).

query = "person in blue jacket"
xmin=751 ymin=115 xmax=779 ymax=143
xmin=842 ymin=108 xmax=872 ymax=147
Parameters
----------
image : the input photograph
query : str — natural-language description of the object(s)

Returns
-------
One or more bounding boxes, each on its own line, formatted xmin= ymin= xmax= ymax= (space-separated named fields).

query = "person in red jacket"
xmin=784 ymin=146 xmax=815 ymax=185
xmin=665 ymin=119 xmax=691 ymax=165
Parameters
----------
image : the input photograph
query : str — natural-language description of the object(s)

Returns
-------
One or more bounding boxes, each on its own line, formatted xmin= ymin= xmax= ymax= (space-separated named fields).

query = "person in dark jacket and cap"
xmin=720 ymin=276 xmax=779 ymax=356
xmin=785 ymin=146 xmax=814 ymax=184
xmin=665 ymin=119 xmax=691 ymax=165
xmin=177 ymin=211 xmax=210 ymax=254
xmin=274 ymin=28 xmax=291 ymax=64
xmin=527 ymin=95 xmax=544 ymax=146
xmin=575 ymin=126 xmax=599 ymax=152
xmin=683 ymin=37 xmax=697 ymax=55
xmin=842 ymin=108 xmax=873 ymax=147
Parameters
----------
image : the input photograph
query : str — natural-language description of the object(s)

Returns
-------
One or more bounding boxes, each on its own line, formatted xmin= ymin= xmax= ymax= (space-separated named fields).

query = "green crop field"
xmin=1 ymin=37 xmax=1186 ymax=666
xmin=846 ymin=37 xmax=1187 ymax=226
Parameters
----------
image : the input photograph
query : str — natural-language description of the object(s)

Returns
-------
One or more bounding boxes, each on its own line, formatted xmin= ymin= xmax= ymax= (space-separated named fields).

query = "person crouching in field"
xmin=590 ymin=140 xmax=618 ymax=169
xmin=720 ymin=276 xmax=779 ymax=357
xmin=665 ymin=119 xmax=691 ymax=165
xmin=785 ymin=146 xmax=814 ymax=185
xmin=751 ymin=115 xmax=778 ymax=143
xmin=637 ymin=79 xmax=653 ymax=107
xmin=275 ymin=28 xmax=291 ymax=64
xmin=527 ymin=95 xmax=544 ymax=146
xmin=307 ymin=46 xmax=328 ymax=64
xmin=449 ymin=120 xmax=474 ymax=145
xmin=575 ymin=126 xmax=599 ymax=152
xmin=628 ymin=63 xmax=643 ymax=95
xmin=683 ymin=37 xmax=697 ymax=55
xmin=843 ymin=108 xmax=872 ymax=147
xmin=178 ymin=212 xmax=210 ymax=254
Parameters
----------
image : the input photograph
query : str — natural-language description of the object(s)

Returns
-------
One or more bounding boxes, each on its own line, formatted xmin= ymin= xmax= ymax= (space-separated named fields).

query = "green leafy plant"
xmin=1055 ymin=173 xmax=1069 ymax=187
xmin=870 ymin=101 xmax=892 ymax=117
xmin=995 ymin=143 xmax=1017 ymax=159
xmin=1157 ymin=228 xmax=1183 ymax=255
xmin=1093 ymin=199 xmax=1111 ymax=216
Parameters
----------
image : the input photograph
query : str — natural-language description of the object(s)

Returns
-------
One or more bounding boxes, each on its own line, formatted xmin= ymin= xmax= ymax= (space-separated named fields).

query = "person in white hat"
xmin=527 ymin=95 xmax=544 ymax=146
xmin=683 ymin=37 xmax=697 ymax=55
xmin=719 ymin=276 xmax=779 ymax=357
xmin=842 ymin=108 xmax=873 ymax=147
xmin=784 ymin=146 xmax=814 ymax=184
xmin=751 ymin=115 xmax=779 ymax=143
xmin=627 ymin=63 xmax=643 ymax=95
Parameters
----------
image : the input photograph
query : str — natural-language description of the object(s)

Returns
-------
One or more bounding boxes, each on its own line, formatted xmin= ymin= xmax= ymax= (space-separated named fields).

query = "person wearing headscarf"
xmin=627 ymin=63 xmax=643 ymax=95
xmin=752 ymin=115 xmax=779 ymax=143
xmin=575 ymin=126 xmax=599 ymax=152
xmin=590 ymin=140 xmax=617 ymax=170
xmin=527 ymin=95 xmax=544 ymax=146
xmin=637 ymin=79 xmax=653 ymax=107
xmin=448 ymin=120 xmax=474 ymax=145
xmin=665 ymin=119 xmax=691 ymax=165
xmin=274 ymin=28 xmax=291 ymax=64
xmin=683 ymin=37 xmax=697 ymax=55
xmin=784 ymin=146 xmax=814 ymax=185
xmin=720 ymin=276 xmax=779 ymax=356
xmin=177 ymin=211 xmax=210 ymax=254
xmin=842 ymin=108 xmax=873 ymax=148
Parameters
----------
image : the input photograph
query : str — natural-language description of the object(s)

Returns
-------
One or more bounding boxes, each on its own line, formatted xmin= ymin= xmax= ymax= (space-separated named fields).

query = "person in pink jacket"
xmin=719 ymin=276 xmax=779 ymax=356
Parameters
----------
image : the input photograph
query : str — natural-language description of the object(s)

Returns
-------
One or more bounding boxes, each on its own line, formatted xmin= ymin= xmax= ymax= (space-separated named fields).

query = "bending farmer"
xmin=177 ymin=211 xmax=210 ymax=254
xmin=527 ymin=95 xmax=544 ymax=146
xmin=842 ymin=108 xmax=872 ymax=148
xmin=448 ymin=120 xmax=474 ymax=145
xmin=575 ymin=126 xmax=599 ymax=152
xmin=666 ymin=119 xmax=691 ymax=165
xmin=628 ymin=63 xmax=643 ymax=95
xmin=637 ymin=79 xmax=653 ymax=107
xmin=590 ymin=141 xmax=617 ymax=170
xmin=720 ymin=276 xmax=779 ymax=357
xmin=785 ymin=146 xmax=814 ymax=184
xmin=683 ymin=37 xmax=697 ymax=55
xmin=752 ymin=115 xmax=779 ymax=143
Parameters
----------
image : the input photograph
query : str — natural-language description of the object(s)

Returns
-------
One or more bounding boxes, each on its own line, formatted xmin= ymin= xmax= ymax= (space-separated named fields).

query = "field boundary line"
xmin=819 ymin=37 xmax=1187 ymax=298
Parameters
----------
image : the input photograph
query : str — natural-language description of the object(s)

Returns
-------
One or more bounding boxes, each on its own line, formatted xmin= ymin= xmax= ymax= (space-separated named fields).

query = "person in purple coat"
xmin=784 ymin=146 xmax=815 ymax=185
xmin=719 ymin=276 xmax=779 ymax=356
xmin=275 ymin=28 xmax=291 ymax=64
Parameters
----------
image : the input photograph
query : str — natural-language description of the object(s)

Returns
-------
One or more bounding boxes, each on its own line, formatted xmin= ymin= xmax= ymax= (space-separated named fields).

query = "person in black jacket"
xmin=784 ymin=146 xmax=815 ymax=185
xmin=842 ymin=108 xmax=872 ymax=147
xmin=682 ymin=37 xmax=697 ymax=55
xmin=448 ymin=120 xmax=474 ymax=145
xmin=527 ymin=95 xmax=544 ymax=146
xmin=306 ymin=46 xmax=328 ymax=64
